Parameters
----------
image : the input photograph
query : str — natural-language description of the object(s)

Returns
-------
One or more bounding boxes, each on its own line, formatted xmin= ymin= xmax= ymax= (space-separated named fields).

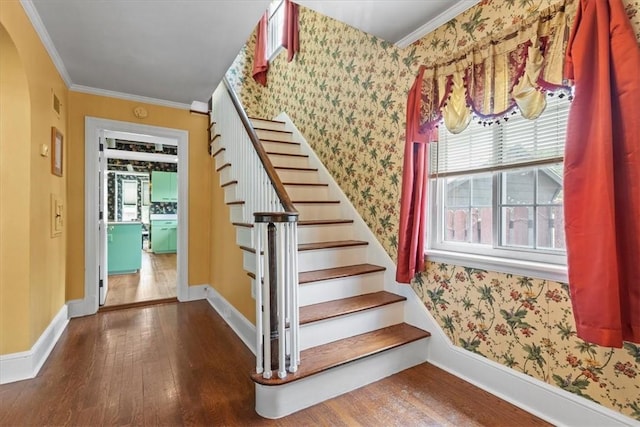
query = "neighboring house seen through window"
xmin=429 ymin=94 xmax=570 ymax=273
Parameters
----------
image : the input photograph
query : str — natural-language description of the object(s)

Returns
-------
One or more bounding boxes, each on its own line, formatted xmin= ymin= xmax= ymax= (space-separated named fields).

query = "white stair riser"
xmin=250 ymin=119 xmax=287 ymax=132
xmin=267 ymin=154 xmax=309 ymax=169
xmin=261 ymin=141 xmax=301 ymax=155
xmin=275 ymin=169 xmax=319 ymax=183
xmin=256 ymin=129 xmax=293 ymax=141
xmin=298 ymin=245 xmax=367 ymax=271
xmin=243 ymin=250 xmax=256 ymax=274
xmin=242 ymin=244 xmax=368 ymax=274
xmin=255 ymin=338 xmax=430 ymax=419
xmin=299 ymin=273 xmax=384 ymax=306
xmin=295 ymin=203 xmax=342 ymax=220
xmin=211 ymin=140 xmax=223 ymax=158
xmin=297 ymin=223 xmax=354 ymax=244
xmin=219 ymin=167 xmax=234 ymax=184
xmin=223 ymin=185 xmax=237 ymax=204
xmin=236 ymin=226 xmax=253 ymax=247
xmin=300 ymin=303 xmax=404 ymax=350
xmin=229 ymin=204 xmax=245 ymax=223
xmin=214 ymin=152 xmax=229 ymax=170
xmin=284 ymin=185 xmax=329 ymax=200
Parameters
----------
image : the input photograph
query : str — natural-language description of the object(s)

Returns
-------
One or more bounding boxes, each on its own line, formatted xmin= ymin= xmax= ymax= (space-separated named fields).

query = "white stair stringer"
xmin=255 ymin=338 xmax=429 ymax=419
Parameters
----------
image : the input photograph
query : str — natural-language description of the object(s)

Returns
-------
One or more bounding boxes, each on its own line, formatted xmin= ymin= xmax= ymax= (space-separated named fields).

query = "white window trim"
xmin=427 ymin=97 xmax=570 ymax=283
xmin=266 ymin=0 xmax=285 ymax=61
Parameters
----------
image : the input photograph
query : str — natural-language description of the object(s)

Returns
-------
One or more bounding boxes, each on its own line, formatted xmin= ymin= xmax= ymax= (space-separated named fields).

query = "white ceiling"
xmin=25 ymin=0 xmax=478 ymax=108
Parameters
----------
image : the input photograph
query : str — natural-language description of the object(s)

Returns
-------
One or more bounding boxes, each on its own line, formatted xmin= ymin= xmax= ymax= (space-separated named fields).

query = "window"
xmin=267 ymin=0 xmax=285 ymax=60
xmin=429 ymin=94 xmax=570 ymax=275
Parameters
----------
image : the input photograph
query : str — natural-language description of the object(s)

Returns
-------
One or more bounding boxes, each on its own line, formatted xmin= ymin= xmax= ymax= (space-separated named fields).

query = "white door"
xmin=98 ymin=132 xmax=109 ymax=305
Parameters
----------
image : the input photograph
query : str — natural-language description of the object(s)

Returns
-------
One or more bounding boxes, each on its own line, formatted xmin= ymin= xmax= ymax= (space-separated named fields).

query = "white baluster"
xmin=277 ymin=223 xmax=287 ymax=379
xmin=254 ymin=224 xmax=263 ymax=375
xmin=262 ymin=223 xmax=272 ymax=379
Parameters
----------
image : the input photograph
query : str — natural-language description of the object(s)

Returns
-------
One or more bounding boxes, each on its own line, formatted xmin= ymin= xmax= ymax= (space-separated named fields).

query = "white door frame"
xmin=77 ymin=116 xmax=189 ymax=316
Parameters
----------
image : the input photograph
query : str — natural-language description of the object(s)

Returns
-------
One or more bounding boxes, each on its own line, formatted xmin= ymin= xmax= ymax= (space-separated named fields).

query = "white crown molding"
xmin=71 ymin=85 xmax=191 ymax=110
xmin=395 ymin=0 xmax=481 ymax=49
xmin=19 ymin=0 xmax=194 ymax=110
xmin=20 ymin=0 xmax=73 ymax=87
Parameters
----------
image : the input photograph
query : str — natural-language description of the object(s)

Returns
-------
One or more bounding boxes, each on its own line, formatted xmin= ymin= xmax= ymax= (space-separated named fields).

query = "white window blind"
xmin=430 ymin=95 xmax=570 ymax=177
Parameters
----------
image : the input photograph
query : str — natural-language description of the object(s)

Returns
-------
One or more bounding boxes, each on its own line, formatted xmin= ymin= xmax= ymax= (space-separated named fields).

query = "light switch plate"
xmin=51 ymin=193 xmax=63 ymax=237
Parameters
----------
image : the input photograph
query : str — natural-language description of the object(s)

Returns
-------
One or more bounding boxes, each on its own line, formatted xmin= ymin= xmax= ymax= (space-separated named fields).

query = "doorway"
xmin=82 ymin=117 xmax=189 ymax=316
xmin=103 ymin=135 xmax=179 ymax=306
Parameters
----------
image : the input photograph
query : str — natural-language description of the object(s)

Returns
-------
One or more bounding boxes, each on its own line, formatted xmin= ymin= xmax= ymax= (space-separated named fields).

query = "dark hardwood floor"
xmin=0 ymin=301 xmax=550 ymax=426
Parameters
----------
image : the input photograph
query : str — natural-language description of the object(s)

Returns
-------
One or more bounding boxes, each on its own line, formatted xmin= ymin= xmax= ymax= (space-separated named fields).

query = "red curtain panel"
xmin=282 ymin=0 xmax=299 ymax=62
xmin=564 ymin=0 xmax=640 ymax=347
xmin=252 ymin=12 xmax=269 ymax=86
xmin=396 ymin=66 xmax=432 ymax=283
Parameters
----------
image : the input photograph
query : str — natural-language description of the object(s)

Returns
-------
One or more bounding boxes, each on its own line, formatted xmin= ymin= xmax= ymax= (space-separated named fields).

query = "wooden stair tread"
xmin=283 ymin=182 xmax=328 ymax=187
xmin=260 ymin=138 xmax=301 ymax=145
xmin=241 ymin=239 xmax=368 ymax=254
xmin=298 ymin=240 xmax=367 ymax=251
xmin=232 ymin=222 xmax=253 ymax=228
xmin=249 ymin=117 xmax=286 ymax=124
xmin=254 ymin=127 xmax=292 ymax=135
xmin=226 ymin=200 xmax=245 ymax=206
xmin=216 ymin=163 xmax=231 ymax=172
xmin=274 ymin=166 xmax=318 ymax=172
xmin=299 ymin=263 xmax=385 ymax=284
xmin=221 ymin=180 xmax=237 ymax=188
xmin=298 ymin=219 xmax=353 ymax=226
xmin=300 ymin=291 xmax=405 ymax=325
xmin=251 ymin=323 xmax=430 ymax=385
xmin=212 ymin=146 xmax=225 ymax=157
xmin=293 ymin=200 xmax=340 ymax=204
xmin=266 ymin=152 xmax=308 ymax=158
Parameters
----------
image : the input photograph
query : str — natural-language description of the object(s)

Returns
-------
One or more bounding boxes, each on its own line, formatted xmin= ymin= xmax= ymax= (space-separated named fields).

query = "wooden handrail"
xmin=222 ymin=77 xmax=298 ymax=222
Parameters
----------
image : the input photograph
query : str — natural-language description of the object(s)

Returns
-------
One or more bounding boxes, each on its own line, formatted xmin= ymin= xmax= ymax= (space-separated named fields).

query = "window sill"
xmin=426 ymin=249 xmax=568 ymax=283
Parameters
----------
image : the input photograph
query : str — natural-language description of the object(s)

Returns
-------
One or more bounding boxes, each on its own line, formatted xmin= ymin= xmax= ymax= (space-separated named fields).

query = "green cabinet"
xmin=151 ymin=220 xmax=177 ymax=253
xmin=151 ymin=171 xmax=177 ymax=202
xmin=107 ymin=222 xmax=142 ymax=274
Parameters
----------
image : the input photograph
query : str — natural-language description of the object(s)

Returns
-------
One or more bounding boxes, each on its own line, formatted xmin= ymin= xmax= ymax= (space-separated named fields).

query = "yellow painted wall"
xmin=209 ymin=165 xmax=255 ymax=323
xmin=66 ymin=92 xmax=211 ymax=299
xmin=0 ymin=23 xmax=31 ymax=354
xmin=0 ymin=2 xmax=68 ymax=353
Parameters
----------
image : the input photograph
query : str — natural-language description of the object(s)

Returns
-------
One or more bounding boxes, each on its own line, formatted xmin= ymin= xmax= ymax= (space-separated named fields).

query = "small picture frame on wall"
xmin=51 ymin=127 xmax=63 ymax=177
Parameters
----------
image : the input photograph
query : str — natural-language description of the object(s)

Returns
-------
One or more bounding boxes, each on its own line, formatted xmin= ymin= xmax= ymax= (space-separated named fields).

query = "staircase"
xmin=211 ymin=84 xmax=430 ymax=419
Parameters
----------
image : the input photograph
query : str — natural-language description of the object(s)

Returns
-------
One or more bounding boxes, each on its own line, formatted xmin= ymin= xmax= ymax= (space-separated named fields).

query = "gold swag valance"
xmin=413 ymin=1 xmax=571 ymax=138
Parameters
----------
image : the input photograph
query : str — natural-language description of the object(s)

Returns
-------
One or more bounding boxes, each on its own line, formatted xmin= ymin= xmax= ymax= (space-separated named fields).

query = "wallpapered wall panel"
xmin=107 ymin=160 xmax=178 ymax=221
xmin=228 ymin=0 xmax=640 ymax=420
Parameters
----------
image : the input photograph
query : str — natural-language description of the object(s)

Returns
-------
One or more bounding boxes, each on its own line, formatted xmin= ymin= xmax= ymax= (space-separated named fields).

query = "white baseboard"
xmin=276 ymin=112 xmax=639 ymax=427
xmin=66 ymin=298 xmax=95 ymax=318
xmin=204 ymin=286 xmax=256 ymax=354
xmin=185 ymin=284 xmax=208 ymax=301
xmin=0 ymin=304 xmax=68 ymax=384
xmin=429 ymin=343 xmax=639 ymax=427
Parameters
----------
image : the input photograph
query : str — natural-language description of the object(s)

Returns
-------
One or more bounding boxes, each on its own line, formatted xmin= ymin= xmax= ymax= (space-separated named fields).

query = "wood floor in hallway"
xmin=0 ymin=301 xmax=550 ymax=426
xmin=105 ymin=251 xmax=176 ymax=306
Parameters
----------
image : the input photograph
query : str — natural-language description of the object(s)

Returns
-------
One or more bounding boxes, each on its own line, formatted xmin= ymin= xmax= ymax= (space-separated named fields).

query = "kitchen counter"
xmin=107 ymin=221 xmax=142 ymax=225
xmin=149 ymin=214 xmax=177 ymax=221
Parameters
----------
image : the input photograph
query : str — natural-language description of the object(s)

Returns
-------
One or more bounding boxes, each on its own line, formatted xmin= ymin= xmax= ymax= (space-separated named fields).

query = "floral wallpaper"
xmin=107 ymin=160 xmax=178 ymax=222
xmin=227 ymin=0 xmax=640 ymax=420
